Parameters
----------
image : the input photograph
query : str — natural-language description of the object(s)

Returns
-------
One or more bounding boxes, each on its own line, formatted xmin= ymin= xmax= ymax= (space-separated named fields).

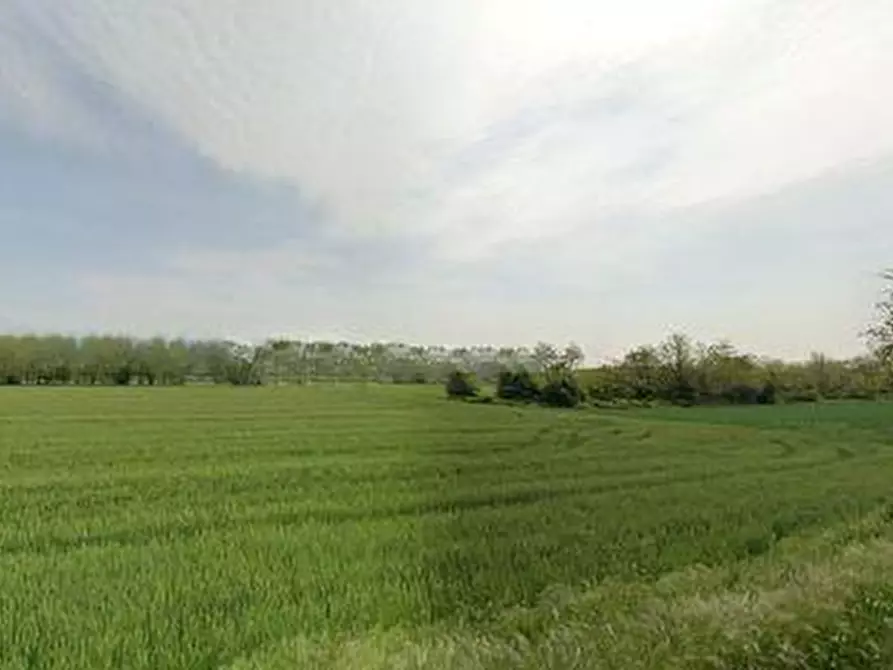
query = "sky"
xmin=1 ymin=0 xmax=892 ymax=361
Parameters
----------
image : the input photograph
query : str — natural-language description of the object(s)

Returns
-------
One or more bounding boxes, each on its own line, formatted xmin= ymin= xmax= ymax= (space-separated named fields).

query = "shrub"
xmin=666 ymin=380 xmax=697 ymax=407
xmin=721 ymin=384 xmax=761 ymax=405
xmin=841 ymin=388 xmax=877 ymax=401
xmin=588 ymin=382 xmax=630 ymax=402
xmin=539 ymin=375 xmax=586 ymax=408
xmin=496 ymin=368 xmax=541 ymax=402
xmin=445 ymin=370 xmax=478 ymax=399
xmin=757 ymin=381 xmax=777 ymax=405
xmin=112 ymin=365 xmax=132 ymax=386
xmin=784 ymin=389 xmax=821 ymax=403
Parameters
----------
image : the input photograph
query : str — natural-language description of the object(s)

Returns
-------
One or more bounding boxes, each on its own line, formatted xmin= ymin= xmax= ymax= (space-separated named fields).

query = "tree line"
xmin=2 ymin=271 xmax=891 ymax=407
xmin=451 ymin=270 xmax=893 ymax=407
xmin=444 ymin=336 xmax=892 ymax=408
xmin=0 ymin=335 xmax=541 ymax=387
xmin=580 ymin=335 xmax=890 ymax=406
xmin=1 ymin=332 xmax=889 ymax=404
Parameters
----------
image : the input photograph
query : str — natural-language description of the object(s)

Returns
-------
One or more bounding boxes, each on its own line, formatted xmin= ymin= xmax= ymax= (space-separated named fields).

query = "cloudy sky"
xmin=1 ymin=1 xmax=892 ymax=360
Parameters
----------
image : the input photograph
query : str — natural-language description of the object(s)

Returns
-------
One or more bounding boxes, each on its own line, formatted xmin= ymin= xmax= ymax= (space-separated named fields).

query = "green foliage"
xmin=444 ymin=369 xmax=478 ymax=398
xmin=0 ymin=330 xmax=888 ymax=405
xmin=112 ymin=364 xmax=132 ymax=386
xmin=496 ymin=367 xmax=587 ymax=409
xmin=580 ymin=334 xmax=890 ymax=408
xmin=496 ymin=368 xmax=541 ymax=402
xmin=866 ymin=269 xmax=893 ymax=365
xmin=0 ymin=335 xmax=544 ymax=387
xmin=757 ymin=381 xmax=778 ymax=405
xmin=495 ymin=342 xmax=587 ymax=408
xmin=783 ymin=388 xmax=821 ymax=403
xmin=539 ymin=375 xmax=586 ymax=408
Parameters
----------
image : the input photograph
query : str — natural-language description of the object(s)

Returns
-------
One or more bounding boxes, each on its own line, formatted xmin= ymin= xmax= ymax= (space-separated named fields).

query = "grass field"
xmin=2 ymin=386 xmax=893 ymax=668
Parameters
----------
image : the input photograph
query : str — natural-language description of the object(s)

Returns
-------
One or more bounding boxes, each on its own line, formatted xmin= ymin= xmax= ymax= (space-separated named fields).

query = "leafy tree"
xmin=224 ymin=342 xmax=268 ymax=386
xmin=619 ymin=346 xmax=663 ymax=401
xmin=533 ymin=341 xmax=585 ymax=381
xmin=658 ymin=333 xmax=697 ymax=404
xmin=867 ymin=269 xmax=893 ymax=365
xmin=77 ymin=336 xmax=107 ymax=385
xmin=109 ymin=337 xmax=136 ymax=386
xmin=756 ymin=381 xmax=777 ymax=405
xmin=0 ymin=335 xmax=24 ymax=385
xmin=267 ymin=339 xmax=293 ymax=384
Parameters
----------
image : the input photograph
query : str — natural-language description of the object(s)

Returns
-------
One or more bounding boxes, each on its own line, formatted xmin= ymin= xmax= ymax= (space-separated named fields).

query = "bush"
xmin=784 ymin=389 xmax=821 ymax=403
xmin=112 ymin=365 xmax=132 ymax=386
xmin=590 ymin=398 xmax=643 ymax=410
xmin=666 ymin=380 xmax=697 ymax=407
xmin=496 ymin=368 xmax=541 ymax=402
xmin=721 ymin=384 xmax=761 ymax=405
xmin=841 ymin=388 xmax=877 ymax=401
xmin=588 ymin=382 xmax=630 ymax=402
xmin=445 ymin=370 xmax=478 ymax=399
xmin=757 ymin=382 xmax=777 ymax=405
xmin=539 ymin=375 xmax=586 ymax=408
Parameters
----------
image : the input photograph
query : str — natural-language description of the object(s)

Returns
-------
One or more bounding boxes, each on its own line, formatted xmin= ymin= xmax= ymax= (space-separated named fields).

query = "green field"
xmin=2 ymin=387 xmax=893 ymax=668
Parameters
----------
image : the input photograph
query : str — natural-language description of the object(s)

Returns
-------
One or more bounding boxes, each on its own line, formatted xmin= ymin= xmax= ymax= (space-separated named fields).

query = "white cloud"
xmin=0 ymin=5 xmax=108 ymax=147
xmin=650 ymin=1 xmax=893 ymax=209
xmin=3 ymin=0 xmax=893 ymax=360
xmin=3 ymin=0 xmax=892 ymax=260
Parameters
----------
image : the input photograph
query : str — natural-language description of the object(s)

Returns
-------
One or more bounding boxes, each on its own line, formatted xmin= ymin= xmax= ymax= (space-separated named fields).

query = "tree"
xmin=867 ymin=269 xmax=893 ymax=365
xmin=658 ymin=333 xmax=697 ymax=405
xmin=533 ymin=342 xmax=560 ymax=379
xmin=619 ymin=346 xmax=662 ymax=400
xmin=224 ymin=342 xmax=268 ymax=385
xmin=0 ymin=335 xmax=24 ymax=384
xmin=78 ymin=336 xmax=106 ymax=385
xmin=109 ymin=337 xmax=136 ymax=386
xmin=133 ymin=337 xmax=168 ymax=385
xmin=532 ymin=342 xmax=585 ymax=382
xmin=266 ymin=339 xmax=294 ymax=384
xmin=560 ymin=343 xmax=585 ymax=374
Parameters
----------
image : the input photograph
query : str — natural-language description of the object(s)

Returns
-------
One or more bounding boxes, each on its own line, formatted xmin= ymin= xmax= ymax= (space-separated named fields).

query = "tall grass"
xmin=243 ymin=510 xmax=893 ymax=669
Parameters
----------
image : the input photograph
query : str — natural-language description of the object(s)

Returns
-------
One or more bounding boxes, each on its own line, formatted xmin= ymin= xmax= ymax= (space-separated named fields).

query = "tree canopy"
xmin=866 ymin=269 xmax=893 ymax=364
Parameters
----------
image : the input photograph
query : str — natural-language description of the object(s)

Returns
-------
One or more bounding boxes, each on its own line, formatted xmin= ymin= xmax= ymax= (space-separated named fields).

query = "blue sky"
xmin=1 ymin=0 xmax=892 ymax=360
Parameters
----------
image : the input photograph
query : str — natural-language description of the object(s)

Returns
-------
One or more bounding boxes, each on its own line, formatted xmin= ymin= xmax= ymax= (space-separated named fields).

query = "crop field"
xmin=2 ymin=386 xmax=893 ymax=669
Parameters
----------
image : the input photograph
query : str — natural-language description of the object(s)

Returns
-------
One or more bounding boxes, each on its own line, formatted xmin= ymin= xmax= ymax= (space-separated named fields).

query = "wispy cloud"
xmin=1 ymin=1 xmax=892 ymax=356
xmin=4 ymin=1 xmax=892 ymax=251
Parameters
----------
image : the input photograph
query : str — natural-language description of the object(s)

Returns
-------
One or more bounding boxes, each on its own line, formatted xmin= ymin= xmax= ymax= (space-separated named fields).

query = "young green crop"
xmin=1 ymin=387 xmax=892 ymax=668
